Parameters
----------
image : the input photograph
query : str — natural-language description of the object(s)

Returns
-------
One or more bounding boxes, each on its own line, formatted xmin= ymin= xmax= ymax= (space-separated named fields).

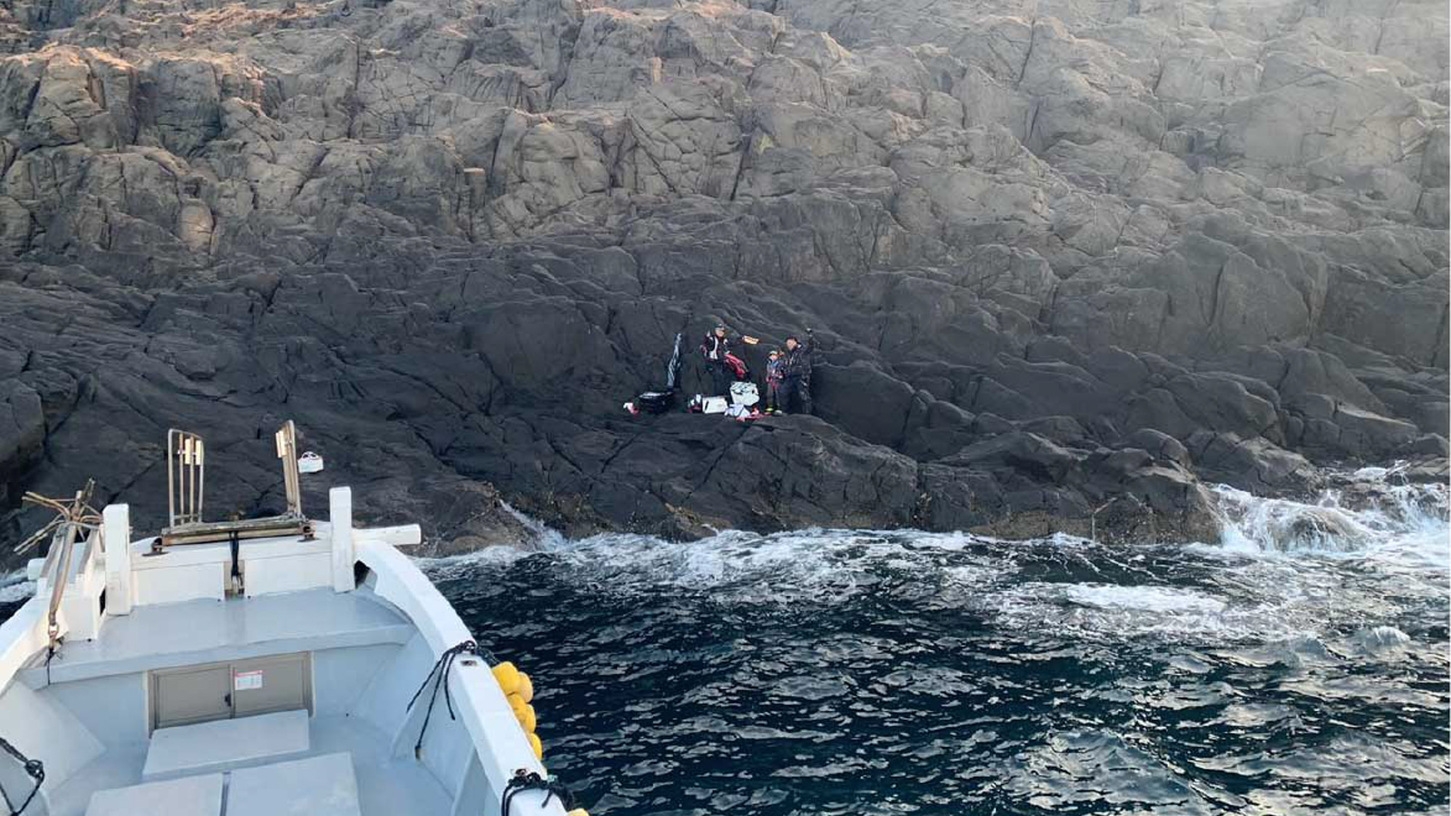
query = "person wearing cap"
xmin=699 ymin=323 xmax=757 ymax=397
xmin=764 ymin=349 xmax=786 ymax=414
xmin=778 ymin=328 xmax=814 ymax=414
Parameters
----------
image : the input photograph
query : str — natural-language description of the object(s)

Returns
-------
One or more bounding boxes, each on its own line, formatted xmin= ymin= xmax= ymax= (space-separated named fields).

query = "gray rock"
xmin=0 ymin=381 xmax=44 ymax=505
xmin=0 ymin=0 xmax=1443 ymax=555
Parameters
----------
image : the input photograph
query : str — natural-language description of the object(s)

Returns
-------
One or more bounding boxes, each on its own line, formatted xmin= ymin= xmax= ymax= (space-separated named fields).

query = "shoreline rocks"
xmin=0 ymin=0 xmax=1445 ymax=559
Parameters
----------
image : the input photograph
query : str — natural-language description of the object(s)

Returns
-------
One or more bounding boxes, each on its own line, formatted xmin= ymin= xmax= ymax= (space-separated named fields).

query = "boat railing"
xmin=166 ymin=428 xmax=205 ymax=527
xmin=276 ymin=420 xmax=304 ymax=518
xmin=156 ymin=421 xmax=313 ymax=550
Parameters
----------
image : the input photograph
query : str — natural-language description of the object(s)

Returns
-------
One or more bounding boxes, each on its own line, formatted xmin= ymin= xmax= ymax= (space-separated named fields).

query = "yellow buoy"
xmin=517 ymin=671 xmax=534 ymax=703
xmin=507 ymin=694 xmax=536 ymax=732
xmin=492 ymin=662 xmax=521 ymax=696
xmin=527 ymin=732 xmax=543 ymax=760
xmin=517 ymin=703 xmax=537 ymax=733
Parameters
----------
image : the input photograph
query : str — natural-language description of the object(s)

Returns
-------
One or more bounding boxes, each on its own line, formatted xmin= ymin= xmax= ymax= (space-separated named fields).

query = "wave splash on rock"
xmin=1214 ymin=464 xmax=1449 ymax=557
xmin=422 ymin=466 xmax=1448 ymax=648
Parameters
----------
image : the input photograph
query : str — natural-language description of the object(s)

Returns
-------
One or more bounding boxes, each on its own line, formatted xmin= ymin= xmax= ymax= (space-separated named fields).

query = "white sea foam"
xmin=499 ymin=501 xmax=570 ymax=551
xmin=1062 ymin=583 xmax=1228 ymax=614
xmin=420 ymin=468 xmax=1448 ymax=646
xmin=1212 ymin=465 xmax=1447 ymax=562
xmin=0 ymin=578 xmax=34 ymax=603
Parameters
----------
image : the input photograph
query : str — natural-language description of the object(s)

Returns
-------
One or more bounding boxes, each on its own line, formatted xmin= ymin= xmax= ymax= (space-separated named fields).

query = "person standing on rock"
xmin=764 ymin=349 xmax=786 ymax=414
xmin=699 ymin=323 xmax=757 ymax=397
xmin=778 ymin=329 xmax=814 ymax=414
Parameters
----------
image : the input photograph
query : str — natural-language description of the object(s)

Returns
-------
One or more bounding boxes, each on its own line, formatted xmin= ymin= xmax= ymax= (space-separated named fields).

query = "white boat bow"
xmin=0 ymin=423 xmax=587 ymax=816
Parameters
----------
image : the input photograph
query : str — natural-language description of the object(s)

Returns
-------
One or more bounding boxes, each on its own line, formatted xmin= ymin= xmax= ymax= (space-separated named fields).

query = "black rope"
xmin=0 ymin=737 xmax=43 ymax=815
xmin=405 ymin=640 xmax=490 ymax=758
xmin=501 ymin=769 xmax=577 ymax=815
xmin=229 ymin=530 xmax=242 ymax=593
xmin=42 ymin=639 xmax=60 ymax=689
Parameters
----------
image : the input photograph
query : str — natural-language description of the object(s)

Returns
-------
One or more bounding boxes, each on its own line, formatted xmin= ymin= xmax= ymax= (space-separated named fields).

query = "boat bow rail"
xmin=157 ymin=423 xmax=312 ymax=550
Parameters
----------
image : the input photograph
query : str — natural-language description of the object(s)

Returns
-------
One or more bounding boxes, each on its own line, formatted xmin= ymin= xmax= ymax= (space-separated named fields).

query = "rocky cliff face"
xmin=0 ymin=0 xmax=1445 ymax=554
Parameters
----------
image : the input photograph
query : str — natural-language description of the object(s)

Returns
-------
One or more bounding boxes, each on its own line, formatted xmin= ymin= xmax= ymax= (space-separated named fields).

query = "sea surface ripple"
xmin=424 ymin=470 xmax=1450 ymax=815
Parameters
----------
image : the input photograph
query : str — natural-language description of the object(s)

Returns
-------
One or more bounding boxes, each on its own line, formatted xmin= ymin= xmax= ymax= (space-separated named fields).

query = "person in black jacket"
xmin=778 ymin=328 xmax=814 ymax=414
xmin=699 ymin=323 xmax=757 ymax=396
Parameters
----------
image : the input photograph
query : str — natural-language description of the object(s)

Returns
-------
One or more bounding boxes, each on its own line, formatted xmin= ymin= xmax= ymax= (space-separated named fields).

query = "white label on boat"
xmin=234 ymin=670 xmax=264 ymax=691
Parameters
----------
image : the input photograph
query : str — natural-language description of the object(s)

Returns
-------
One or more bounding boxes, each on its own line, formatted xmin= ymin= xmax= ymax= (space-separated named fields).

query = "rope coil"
xmin=409 ymin=642 xmax=582 ymax=814
xmin=405 ymin=640 xmax=496 ymax=758
xmin=0 ymin=737 xmax=43 ymax=815
xmin=501 ymin=769 xmax=577 ymax=815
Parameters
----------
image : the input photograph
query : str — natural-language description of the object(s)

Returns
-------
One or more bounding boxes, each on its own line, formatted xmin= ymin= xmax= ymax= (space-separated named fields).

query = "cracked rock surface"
xmin=0 ymin=0 xmax=1445 ymax=555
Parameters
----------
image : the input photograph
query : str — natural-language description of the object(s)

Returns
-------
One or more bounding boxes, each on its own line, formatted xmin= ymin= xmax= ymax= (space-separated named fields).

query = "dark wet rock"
xmin=1166 ymin=373 xmax=1282 ymax=444
xmin=916 ymin=430 xmax=1221 ymax=544
xmin=0 ymin=0 xmax=1446 ymax=556
xmin=1185 ymin=432 xmax=1320 ymax=495
xmin=1400 ymin=457 xmax=1451 ymax=485
xmin=0 ymin=382 xmax=44 ymax=506
xmin=1328 ymin=404 xmax=1421 ymax=458
xmin=1118 ymin=429 xmax=1192 ymax=471
xmin=1019 ymin=416 xmax=1090 ymax=447
xmin=813 ymin=362 xmax=917 ymax=448
xmin=493 ymin=414 xmax=923 ymax=538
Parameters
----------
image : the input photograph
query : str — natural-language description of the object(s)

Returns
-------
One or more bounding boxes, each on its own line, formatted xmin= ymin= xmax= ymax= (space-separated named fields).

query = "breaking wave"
xmin=1213 ymin=464 xmax=1447 ymax=560
xmin=425 ymin=466 xmax=1447 ymax=647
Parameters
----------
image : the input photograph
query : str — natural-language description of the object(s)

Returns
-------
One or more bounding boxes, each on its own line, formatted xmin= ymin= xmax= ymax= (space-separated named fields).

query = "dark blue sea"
xmin=426 ymin=472 xmax=1449 ymax=815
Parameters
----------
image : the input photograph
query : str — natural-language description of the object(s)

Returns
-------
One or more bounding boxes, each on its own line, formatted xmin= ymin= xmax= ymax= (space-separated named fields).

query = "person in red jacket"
xmin=699 ymin=323 xmax=757 ymax=396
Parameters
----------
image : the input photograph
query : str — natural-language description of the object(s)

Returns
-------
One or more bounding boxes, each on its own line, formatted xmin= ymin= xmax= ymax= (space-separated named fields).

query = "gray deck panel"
xmin=86 ymin=773 xmax=223 ymax=816
xmin=45 ymin=745 xmax=148 ymax=816
xmin=22 ymin=589 xmax=412 ymax=686
xmin=143 ymin=710 xmax=310 ymax=780
xmin=227 ymin=752 xmax=360 ymax=816
xmin=47 ymin=715 xmax=452 ymax=816
xmin=310 ymin=715 xmax=453 ymax=816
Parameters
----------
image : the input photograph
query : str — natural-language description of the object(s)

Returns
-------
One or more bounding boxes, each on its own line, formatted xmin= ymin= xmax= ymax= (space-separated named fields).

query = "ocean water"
xmin=422 ymin=469 xmax=1450 ymax=815
xmin=0 ymin=470 xmax=1440 ymax=814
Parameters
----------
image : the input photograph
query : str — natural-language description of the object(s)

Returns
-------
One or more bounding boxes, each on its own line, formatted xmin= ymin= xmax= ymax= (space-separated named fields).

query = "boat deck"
xmin=0 ymin=475 xmax=562 ymax=816
xmin=46 ymin=714 xmax=454 ymax=816
xmin=22 ymin=588 xmax=414 ymax=686
xmin=20 ymin=588 xmax=457 ymax=815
